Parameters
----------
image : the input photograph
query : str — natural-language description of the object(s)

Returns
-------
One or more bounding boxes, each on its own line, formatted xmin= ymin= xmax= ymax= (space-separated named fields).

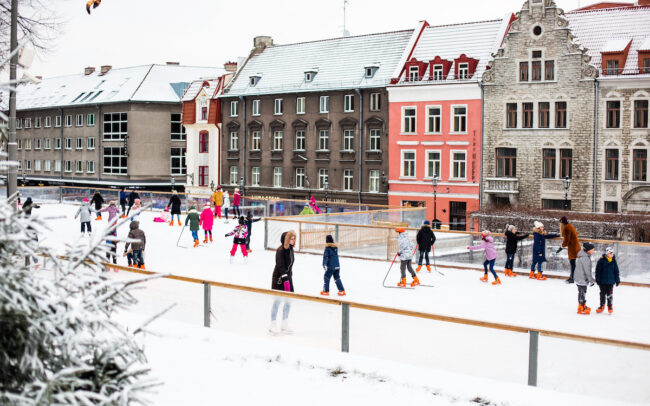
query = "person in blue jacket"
xmin=119 ymin=187 xmax=127 ymax=217
xmin=595 ymin=246 xmax=620 ymax=314
xmin=530 ymin=221 xmax=560 ymax=280
xmin=321 ymin=234 xmax=345 ymax=296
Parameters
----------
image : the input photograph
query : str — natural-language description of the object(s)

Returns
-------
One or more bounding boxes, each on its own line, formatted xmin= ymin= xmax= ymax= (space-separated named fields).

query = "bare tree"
xmin=0 ymin=0 xmax=59 ymax=64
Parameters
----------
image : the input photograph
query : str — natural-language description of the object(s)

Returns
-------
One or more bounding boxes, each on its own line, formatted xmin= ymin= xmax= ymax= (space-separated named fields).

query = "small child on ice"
xmin=123 ymin=221 xmax=146 ymax=269
xmin=595 ymin=246 xmax=620 ymax=314
xmin=575 ymin=242 xmax=595 ymax=315
xmin=74 ymin=198 xmax=93 ymax=236
xmin=130 ymin=198 xmax=142 ymax=222
xmin=321 ymin=234 xmax=345 ymax=296
xmin=225 ymin=216 xmax=249 ymax=263
xmin=199 ymin=203 xmax=214 ymax=243
xmin=467 ymin=230 xmax=500 ymax=285
xmin=100 ymin=200 xmax=120 ymax=224
xmin=395 ymin=228 xmax=420 ymax=287
xmin=185 ymin=205 xmax=201 ymax=247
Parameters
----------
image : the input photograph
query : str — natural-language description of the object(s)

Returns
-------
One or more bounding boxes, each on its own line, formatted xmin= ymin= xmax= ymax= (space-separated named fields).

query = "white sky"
xmin=30 ymin=0 xmax=583 ymax=78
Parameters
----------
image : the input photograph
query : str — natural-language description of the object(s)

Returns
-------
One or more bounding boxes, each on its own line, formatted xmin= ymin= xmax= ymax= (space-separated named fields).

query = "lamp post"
xmin=239 ymin=176 xmax=245 ymax=205
xmin=171 ymin=176 xmax=175 ymax=192
xmin=381 ymin=171 xmax=387 ymax=193
xmin=210 ymin=180 xmax=215 ymax=192
xmin=22 ymin=172 xmax=26 ymax=186
xmin=305 ymin=175 xmax=310 ymax=201
xmin=324 ymin=181 xmax=329 ymax=213
xmin=563 ymin=176 xmax=571 ymax=210
xmin=432 ymin=176 xmax=441 ymax=230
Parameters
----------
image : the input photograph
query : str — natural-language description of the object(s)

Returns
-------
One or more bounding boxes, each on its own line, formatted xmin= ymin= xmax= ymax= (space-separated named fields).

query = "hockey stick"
xmin=381 ymin=252 xmax=399 ymax=288
xmin=176 ymin=223 xmax=187 ymax=247
xmin=432 ymin=247 xmax=445 ymax=276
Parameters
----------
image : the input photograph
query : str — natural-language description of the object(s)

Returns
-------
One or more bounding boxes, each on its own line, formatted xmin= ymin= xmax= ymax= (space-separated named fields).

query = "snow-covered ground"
xmin=33 ymin=203 xmax=650 ymax=404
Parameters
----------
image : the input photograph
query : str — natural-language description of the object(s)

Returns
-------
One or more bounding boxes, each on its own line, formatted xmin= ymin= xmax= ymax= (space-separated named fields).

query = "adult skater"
xmin=504 ymin=224 xmax=529 ymax=277
xmin=225 ymin=216 xmax=249 ymax=263
xmin=321 ymin=234 xmax=345 ymax=296
xmin=530 ymin=221 xmax=559 ymax=280
xmin=244 ymin=211 xmax=262 ymax=253
xmin=416 ymin=220 xmax=436 ymax=272
xmin=558 ymin=216 xmax=581 ymax=284
xmin=211 ymin=186 xmax=223 ymax=219
xmin=89 ymin=190 xmax=104 ymax=220
xmin=126 ymin=188 xmax=140 ymax=216
xmin=74 ymin=198 xmax=93 ymax=236
xmin=467 ymin=230 xmax=500 ymax=285
xmin=395 ymin=228 xmax=420 ymax=287
xmin=21 ymin=197 xmax=40 ymax=216
xmin=222 ymin=190 xmax=231 ymax=222
xmin=232 ymin=188 xmax=242 ymax=218
xmin=575 ymin=242 xmax=595 ymax=315
xmin=123 ymin=220 xmax=146 ymax=269
xmin=270 ymin=230 xmax=296 ymax=335
xmin=185 ymin=205 xmax=201 ymax=247
xmin=595 ymin=247 xmax=620 ymax=314
xmin=166 ymin=190 xmax=182 ymax=226
xmin=119 ymin=187 xmax=127 ymax=217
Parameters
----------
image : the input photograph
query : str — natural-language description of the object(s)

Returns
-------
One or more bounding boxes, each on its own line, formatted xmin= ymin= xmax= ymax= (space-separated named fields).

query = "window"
xmin=199 ymin=131 xmax=209 ymax=153
xmin=199 ymin=166 xmax=209 ymax=187
xmin=230 ymin=101 xmax=238 ymax=117
xmin=55 ymin=160 xmax=61 ymax=172
xmin=251 ymin=167 xmax=261 ymax=186
xmin=201 ymin=107 xmax=207 ymax=120
xmin=318 ymin=169 xmax=329 ymax=189
xmin=606 ymin=60 xmax=619 ymax=75
xmin=452 ymin=106 xmax=467 ymax=133
xmin=605 ymin=149 xmax=619 ymax=180
xmin=76 ymin=114 xmax=84 ymax=127
xmin=24 ymin=118 xmax=31 ymax=128
xmin=295 ymin=168 xmax=305 ymax=188
xmin=24 ymin=159 xmax=32 ymax=170
xmin=17 ymin=139 xmax=22 ymax=149
xmin=365 ymin=67 xmax=375 ymax=78
xmin=343 ymin=129 xmax=354 ymax=151
xmin=401 ymin=151 xmax=416 ymax=177
xmin=103 ymin=112 xmax=127 ymax=140
xmin=560 ymin=149 xmax=572 ymax=179
xmin=16 ymin=118 xmax=21 ymax=129
xmin=607 ymin=101 xmax=620 ymax=128
xmin=171 ymin=147 xmax=186 ymax=175
xmin=229 ymin=131 xmax=238 ymax=150
xmin=426 ymin=151 xmax=441 ymax=178
xmin=44 ymin=138 xmax=51 ymax=150
xmin=64 ymin=138 xmax=72 ymax=150
xmin=519 ymin=62 xmax=529 ymax=81
xmin=64 ymin=160 xmax=72 ymax=173
xmin=75 ymin=160 xmax=83 ymax=173
xmin=55 ymin=116 xmax=62 ymax=127
xmin=542 ymin=199 xmax=569 ymax=210
xmin=76 ymin=137 xmax=83 ymax=150
xmin=273 ymin=167 xmax=282 ymax=188
xmin=458 ymin=63 xmax=469 ymax=79
xmin=403 ymin=107 xmax=416 ymax=133
xmin=65 ymin=115 xmax=72 ymax=127
xmin=633 ymin=149 xmax=647 ymax=181
xmin=369 ymin=170 xmax=380 ymax=193
xmin=427 ymin=106 xmax=441 ymax=133
xmin=252 ymin=100 xmax=260 ymax=116
xmin=544 ymin=61 xmax=555 ymax=81
xmin=55 ymin=138 xmax=62 ymax=150
xmin=44 ymin=116 xmax=51 ymax=127
xmin=274 ymin=98 xmax=283 ymax=115
xmin=294 ymin=130 xmax=305 ymax=151
xmin=35 ymin=117 xmax=41 ymax=128
xmin=433 ymin=64 xmax=443 ymax=81
xmin=634 ymin=100 xmax=648 ymax=128
xmin=369 ymin=129 xmax=381 ymax=151
xmin=343 ymin=169 xmax=353 ymax=191
xmin=451 ymin=151 xmax=466 ymax=179
xmin=531 ymin=61 xmax=542 ymax=81
xmin=34 ymin=139 xmax=41 ymax=150
xmin=522 ymin=103 xmax=534 ymax=128
xmin=319 ymin=96 xmax=329 ymax=113
xmin=555 ymin=101 xmax=567 ymax=128
xmin=87 ymin=114 xmax=95 ymax=126
xmin=171 ymin=113 xmax=186 ymax=141
xmin=344 ymin=95 xmax=354 ymax=112
xmin=305 ymin=71 xmax=315 ymax=82
xmin=34 ymin=160 xmax=41 ymax=171
xmin=496 ymin=148 xmax=516 ymax=177
xmin=273 ymin=131 xmax=283 ymax=151
xmin=543 ymin=149 xmax=556 ymax=178
xmin=84 ymin=136 xmax=92 ymax=150
xmin=644 ymin=58 xmax=650 ymax=74
xmin=604 ymin=201 xmax=618 ymax=213
xmin=103 ymin=147 xmax=127 ymax=175
xmin=318 ymin=130 xmax=329 ymax=150
xmin=296 ymin=97 xmax=305 ymax=114
xmin=229 ymin=166 xmax=239 ymax=185
xmin=538 ymin=102 xmax=550 ymax=128
xmin=44 ymin=160 xmax=51 ymax=171
xmin=408 ymin=65 xmax=419 ymax=81
xmin=251 ymin=131 xmax=261 ymax=151
xmin=87 ymin=161 xmax=95 ymax=174
xmin=506 ymin=103 xmax=517 ymax=128
xmin=370 ymin=93 xmax=381 ymax=111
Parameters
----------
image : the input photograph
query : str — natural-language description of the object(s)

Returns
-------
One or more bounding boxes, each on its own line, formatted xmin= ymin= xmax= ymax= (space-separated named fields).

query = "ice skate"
xmin=480 ymin=273 xmax=488 ymax=282
xmin=209 ymin=235 xmax=213 ymax=242
xmin=337 ymin=291 xmax=346 ymax=296
xmin=397 ymin=277 xmax=406 ymax=287
xmin=529 ymin=271 xmax=536 ymax=279
xmin=411 ymin=276 xmax=420 ymax=287
xmin=426 ymin=265 xmax=431 ymax=272
xmin=536 ymin=273 xmax=546 ymax=281
xmin=492 ymin=277 xmax=501 ymax=285
xmin=95 ymin=216 xmax=102 ymax=221
xmin=169 ymin=221 xmax=174 ymax=226
xmin=596 ymin=305 xmax=605 ymax=313
xmin=320 ymin=291 xmax=329 ymax=296
xmin=608 ymin=305 xmax=613 ymax=314
xmin=139 ymin=264 xmax=145 ymax=270
xmin=247 ymin=248 xmax=252 ymax=253
xmin=510 ymin=269 xmax=517 ymax=277
xmin=193 ymin=239 xmax=199 ymax=248
xmin=268 ymin=321 xmax=280 ymax=335
xmin=416 ymin=265 xmax=422 ymax=273
xmin=177 ymin=220 xmax=181 ymax=226
xmin=203 ymin=237 xmax=208 ymax=243
xmin=281 ymin=319 xmax=293 ymax=334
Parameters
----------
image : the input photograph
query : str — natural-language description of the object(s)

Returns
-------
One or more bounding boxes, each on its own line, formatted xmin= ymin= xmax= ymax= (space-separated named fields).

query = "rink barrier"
xmin=87 ymin=260 xmax=650 ymax=388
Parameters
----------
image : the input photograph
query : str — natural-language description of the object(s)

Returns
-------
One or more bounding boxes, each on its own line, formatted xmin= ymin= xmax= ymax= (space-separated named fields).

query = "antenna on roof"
xmin=343 ymin=0 xmax=350 ymax=37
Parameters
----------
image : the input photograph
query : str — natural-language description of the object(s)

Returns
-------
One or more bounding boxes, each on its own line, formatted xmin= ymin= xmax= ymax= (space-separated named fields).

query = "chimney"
xmin=84 ymin=66 xmax=95 ymax=75
xmin=224 ymin=61 xmax=238 ymax=73
xmin=252 ymin=36 xmax=273 ymax=54
xmin=100 ymin=65 xmax=112 ymax=75
xmin=166 ymin=61 xmax=180 ymax=65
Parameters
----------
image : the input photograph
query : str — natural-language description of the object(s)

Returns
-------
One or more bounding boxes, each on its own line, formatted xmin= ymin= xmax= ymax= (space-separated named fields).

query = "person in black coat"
xmin=119 ymin=187 xmax=127 ymax=216
xmin=595 ymin=247 xmax=620 ymax=314
xmin=321 ymin=234 xmax=345 ymax=296
xmin=126 ymin=188 xmax=140 ymax=216
xmin=244 ymin=211 xmax=262 ymax=253
xmin=89 ymin=190 xmax=104 ymax=220
xmin=269 ymin=230 xmax=296 ymax=335
xmin=21 ymin=197 xmax=40 ymax=216
xmin=503 ymin=225 xmax=529 ymax=277
xmin=166 ymin=190 xmax=182 ymax=226
xmin=415 ymin=220 xmax=436 ymax=272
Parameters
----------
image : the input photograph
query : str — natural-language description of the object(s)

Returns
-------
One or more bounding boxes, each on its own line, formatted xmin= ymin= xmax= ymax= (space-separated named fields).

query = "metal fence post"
xmin=335 ymin=224 xmax=339 ymax=243
xmin=614 ymin=241 xmax=619 ymax=257
xmin=341 ymin=303 xmax=350 ymax=353
xmin=264 ymin=218 xmax=269 ymax=250
xmin=203 ymin=282 xmax=211 ymax=328
xmin=528 ymin=330 xmax=539 ymax=386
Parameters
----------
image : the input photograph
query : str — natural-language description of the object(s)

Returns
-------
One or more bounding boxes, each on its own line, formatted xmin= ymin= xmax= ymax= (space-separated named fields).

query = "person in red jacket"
xmin=232 ymin=188 xmax=242 ymax=218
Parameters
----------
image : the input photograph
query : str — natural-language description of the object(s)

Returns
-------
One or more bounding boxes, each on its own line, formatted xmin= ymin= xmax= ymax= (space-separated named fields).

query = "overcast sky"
xmin=29 ymin=0 xmax=583 ymax=78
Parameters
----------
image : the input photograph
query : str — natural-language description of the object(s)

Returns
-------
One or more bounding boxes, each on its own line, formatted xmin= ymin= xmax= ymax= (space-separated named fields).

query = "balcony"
xmin=485 ymin=178 xmax=519 ymax=194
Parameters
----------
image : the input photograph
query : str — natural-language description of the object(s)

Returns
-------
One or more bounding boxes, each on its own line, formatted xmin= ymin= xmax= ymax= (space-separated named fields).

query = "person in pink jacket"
xmin=233 ymin=188 xmax=242 ymax=218
xmin=309 ymin=196 xmax=322 ymax=214
xmin=99 ymin=200 xmax=120 ymax=224
xmin=199 ymin=203 xmax=214 ymax=243
xmin=467 ymin=230 xmax=500 ymax=285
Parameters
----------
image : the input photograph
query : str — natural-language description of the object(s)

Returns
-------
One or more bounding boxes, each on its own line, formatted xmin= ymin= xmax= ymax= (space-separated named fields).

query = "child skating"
xmin=395 ymin=228 xmax=420 ymax=287
xmin=321 ymin=235 xmax=345 ymax=296
xmin=199 ymin=203 xmax=214 ymax=243
xmin=244 ymin=211 xmax=262 ymax=253
xmin=467 ymin=230 xmax=500 ymax=285
xmin=123 ymin=221 xmax=146 ymax=269
xmin=415 ymin=220 xmax=436 ymax=272
xmin=167 ymin=190 xmax=182 ymax=226
xmin=530 ymin=221 xmax=560 ymax=280
xmin=222 ymin=190 xmax=231 ymax=222
xmin=503 ymin=224 xmax=528 ymax=277
xmin=225 ymin=216 xmax=249 ymax=263
xmin=90 ymin=190 xmax=104 ymax=220
xmin=100 ymin=200 xmax=120 ymax=224
xmin=185 ymin=205 xmax=201 ymax=247
xmin=595 ymin=246 xmax=620 ymax=314
xmin=575 ymin=242 xmax=595 ymax=315
xmin=130 ymin=198 xmax=142 ymax=222
xmin=74 ymin=198 xmax=93 ymax=236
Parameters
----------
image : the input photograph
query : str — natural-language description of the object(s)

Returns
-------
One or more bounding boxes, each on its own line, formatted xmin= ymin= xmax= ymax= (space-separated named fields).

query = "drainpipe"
xmin=96 ymin=104 xmax=102 ymax=182
xmin=58 ymin=108 xmax=64 ymax=180
xmin=355 ymin=88 xmax=363 ymax=206
xmin=593 ymin=79 xmax=599 ymax=212
xmin=479 ymin=82 xmax=484 ymax=209
xmin=239 ymin=96 xmax=246 ymax=195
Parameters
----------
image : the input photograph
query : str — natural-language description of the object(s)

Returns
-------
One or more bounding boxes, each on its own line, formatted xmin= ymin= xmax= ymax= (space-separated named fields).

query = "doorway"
xmin=449 ymin=201 xmax=466 ymax=231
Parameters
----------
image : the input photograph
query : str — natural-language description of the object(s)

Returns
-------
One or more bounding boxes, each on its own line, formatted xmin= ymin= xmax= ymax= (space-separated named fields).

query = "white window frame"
xmin=251 ymin=131 xmax=261 ymax=151
xmin=230 ymin=100 xmax=238 ymax=117
xmin=252 ymin=99 xmax=260 ymax=116
xmin=16 ymin=118 xmax=22 ymax=129
xmin=251 ymin=167 xmax=261 ymax=186
xmin=604 ymin=97 xmax=624 ymax=130
xmin=294 ymin=130 xmax=305 ymax=151
xmin=87 ymin=160 xmax=95 ymax=174
xmin=87 ymin=137 xmax=95 ymax=150
xmin=17 ymin=139 xmax=22 ymax=150
xmin=273 ymin=130 xmax=283 ymax=151
xmin=343 ymin=169 xmax=354 ymax=191
xmin=55 ymin=160 xmax=61 ymax=172
xmin=64 ymin=160 xmax=72 ymax=173
xmin=319 ymin=96 xmax=329 ymax=113
xmin=432 ymin=64 xmax=443 ymax=80
xmin=34 ymin=138 xmax=41 ymax=150
xmin=44 ymin=116 xmax=51 ymax=128
xmin=369 ymin=129 xmax=381 ymax=151
xmin=318 ymin=168 xmax=329 ymax=189
xmin=273 ymin=167 xmax=283 ymax=188
xmin=43 ymin=138 xmax=51 ymax=150
xmin=344 ymin=94 xmax=354 ymax=112
xmin=458 ymin=63 xmax=469 ymax=79
xmin=629 ymin=141 xmax=649 ymax=183
xmin=318 ymin=129 xmax=329 ymax=151
xmin=603 ymin=145 xmax=621 ymax=182
xmin=401 ymin=149 xmax=416 ymax=178
xmin=295 ymin=168 xmax=305 ymax=188
xmin=55 ymin=138 xmax=62 ymax=150
xmin=369 ymin=169 xmax=380 ymax=193
xmin=25 ymin=159 xmax=31 ymax=170
xmin=55 ymin=116 xmax=62 ymax=128
xmin=229 ymin=166 xmax=239 ymax=185
xmin=44 ymin=160 xmax=51 ymax=172
xmin=65 ymin=115 xmax=72 ymax=127
xmin=170 ymin=147 xmax=186 ymax=176
xmin=75 ymin=160 xmax=84 ymax=173
xmin=34 ymin=159 xmax=41 ymax=171
xmin=24 ymin=139 xmax=32 ymax=150
xmin=450 ymin=150 xmax=467 ymax=180
xmin=402 ymin=106 xmax=417 ymax=134
xmin=408 ymin=66 xmax=419 ymax=81
xmin=296 ymin=97 xmax=305 ymax=114
xmin=425 ymin=150 xmax=441 ymax=179
xmin=76 ymin=137 xmax=83 ymax=150
xmin=370 ymin=93 xmax=381 ymax=111
xmin=426 ymin=105 xmax=442 ymax=134
xmin=24 ymin=118 xmax=31 ymax=128
xmin=87 ymin=113 xmax=95 ymax=126
xmin=102 ymin=147 xmax=128 ymax=175
xmin=76 ymin=114 xmax=84 ymax=127
xmin=451 ymin=105 xmax=467 ymax=134
xmin=343 ymin=129 xmax=354 ymax=151
xmin=274 ymin=98 xmax=283 ymax=115
xmin=229 ymin=131 xmax=238 ymax=150
xmin=35 ymin=117 xmax=42 ymax=128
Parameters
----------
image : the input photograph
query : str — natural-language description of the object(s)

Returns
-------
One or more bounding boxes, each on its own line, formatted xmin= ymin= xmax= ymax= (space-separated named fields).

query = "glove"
xmin=466 ymin=246 xmax=470 ymax=250
xmin=616 ymin=282 xmax=620 ymax=287
xmin=555 ymin=247 xmax=563 ymax=254
xmin=224 ymin=234 xmax=229 ymax=237
xmin=283 ymin=281 xmax=291 ymax=292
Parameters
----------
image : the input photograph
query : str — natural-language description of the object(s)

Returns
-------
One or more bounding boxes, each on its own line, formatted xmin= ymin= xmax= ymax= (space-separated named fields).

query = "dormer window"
xmin=458 ymin=63 xmax=469 ymax=79
xmin=432 ymin=65 xmax=443 ymax=80
xmin=304 ymin=69 xmax=318 ymax=82
xmin=408 ymin=66 xmax=419 ymax=81
xmin=364 ymin=64 xmax=379 ymax=78
xmin=453 ymin=54 xmax=479 ymax=80
xmin=249 ymin=75 xmax=261 ymax=86
xmin=601 ymin=39 xmax=631 ymax=76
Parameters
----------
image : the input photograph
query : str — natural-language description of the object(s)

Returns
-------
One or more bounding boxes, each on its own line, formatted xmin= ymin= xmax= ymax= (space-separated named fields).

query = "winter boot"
xmin=504 ymin=268 xmax=510 ymax=276
xmin=193 ymin=239 xmax=199 ymax=247
xmin=416 ymin=265 xmax=422 ymax=273
xmin=397 ymin=278 xmax=407 ymax=287
xmin=577 ymin=304 xmax=584 ymax=314
xmin=596 ymin=305 xmax=605 ymax=313
xmin=608 ymin=305 xmax=613 ymax=314
xmin=281 ymin=319 xmax=293 ymax=334
xmin=529 ymin=271 xmax=536 ymax=279
xmin=536 ymin=273 xmax=547 ymax=281
xmin=480 ymin=273 xmax=489 ymax=282
xmin=492 ymin=277 xmax=501 ymax=285
xmin=320 ymin=291 xmax=329 ymax=296
xmin=411 ymin=276 xmax=420 ymax=287
xmin=268 ymin=321 xmax=280 ymax=335
xmin=248 ymin=248 xmax=253 ymax=253
xmin=209 ymin=235 xmax=213 ymax=242
xmin=120 ymin=214 xmax=127 ymax=218
xmin=337 ymin=291 xmax=346 ymax=296
xmin=426 ymin=265 xmax=431 ymax=272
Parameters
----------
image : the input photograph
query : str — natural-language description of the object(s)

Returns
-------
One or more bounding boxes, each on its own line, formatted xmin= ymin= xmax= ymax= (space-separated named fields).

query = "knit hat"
xmin=204 ymin=203 xmax=210 ymax=208
xmin=423 ymin=220 xmax=430 ymax=226
xmin=534 ymin=221 xmax=543 ymax=228
xmin=395 ymin=227 xmax=405 ymax=233
xmin=326 ymin=234 xmax=334 ymax=244
xmin=506 ymin=224 xmax=514 ymax=231
xmin=83 ymin=198 xmax=89 ymax=202
xmin=583 ymin=242 xmax=595 ymax=252
xmin=559 ymin=216 xmax=568 ymax=225
xmin=238 ymin=216 xmax=245 ymax=225
xmin=605 ymin=247 xmax=614 ymax=254
xmin=480 ymin=230 xmax=491 ymax=238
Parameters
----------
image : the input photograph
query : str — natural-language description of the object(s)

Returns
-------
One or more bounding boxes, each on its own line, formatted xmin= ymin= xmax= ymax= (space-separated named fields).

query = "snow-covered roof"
xmin=181 ymin=79 xmax=220 ymax=102
xmin=566 ymin=6 xmax=650 ymax=75
xmin=223 ymin=30 xmax=414 ymax=97
xmin=14 ymin=64 xmax=224 ymax=111
xmin=601 ymin=38 xmax=631 ymax=53
xmin=639 ymin=37 xmax=650 ymax=51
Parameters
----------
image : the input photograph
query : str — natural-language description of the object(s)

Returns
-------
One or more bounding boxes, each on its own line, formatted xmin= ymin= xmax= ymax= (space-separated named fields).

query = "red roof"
xmin=573 ymin=2 xmax=634 ymax=11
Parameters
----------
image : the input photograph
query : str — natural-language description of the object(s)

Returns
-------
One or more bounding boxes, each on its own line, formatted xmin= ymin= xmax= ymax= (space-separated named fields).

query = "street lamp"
xmin=432 ymin=176 xmax=441 ymax=230
xmin=22 ymin=172 xmax=26 ymax=186
xmin=210 ymin=180 xmax=215 ymax=191
xmin=170 ymin=176 xmax=175 ymax=191
xmin=381 ymin=171 xmax=387 ymax=192
xmin=305 ymin=175 xmax=311 ymax=201
xmin=563 ymin=176 xmax=571 ymax=210
xmin=323 ymin=181 xmax=329 ymax=213
xmin=239 ymin=176 xmax=245 ymax=204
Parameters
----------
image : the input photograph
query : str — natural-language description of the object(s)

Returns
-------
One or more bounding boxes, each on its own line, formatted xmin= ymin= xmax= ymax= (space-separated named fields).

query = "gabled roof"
xmin=223 ymin=30 xmax=414 ymax=97
xmin=566 ymin=6 xmax=650 ymax=75
xmin=181 ymin=79 xmax=219 ymax=102
xmin=13 ymin=64 xmax=224 ymax=111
